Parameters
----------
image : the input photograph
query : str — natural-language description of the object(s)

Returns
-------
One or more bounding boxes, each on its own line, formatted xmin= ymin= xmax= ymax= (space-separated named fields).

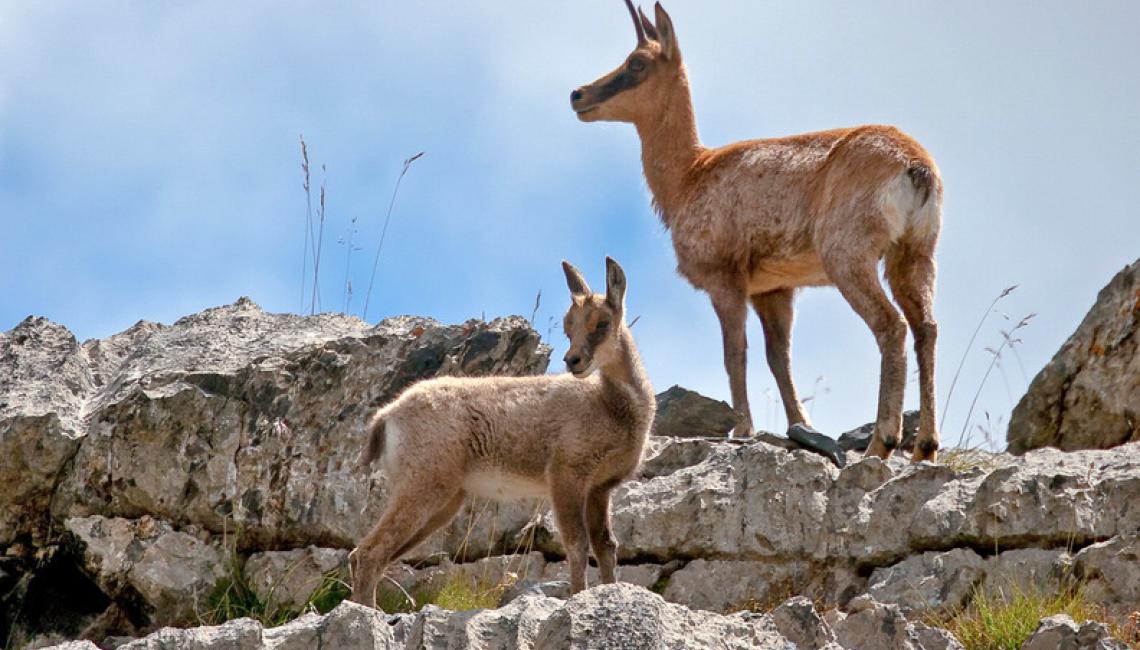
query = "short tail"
xmin=360 ymin=415 xmax=386 ymax=468
xmin=907 ymin=162 xmax=935 ymax=208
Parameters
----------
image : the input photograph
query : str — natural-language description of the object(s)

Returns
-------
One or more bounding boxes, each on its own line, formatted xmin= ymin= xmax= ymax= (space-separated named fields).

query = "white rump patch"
xmin=878 ymin=171 xmax=939 ymax=242
xmin=463 ymin=470 xmax=549 ymax=501
xmin=878 ymin=174 xmax=912 ymax=241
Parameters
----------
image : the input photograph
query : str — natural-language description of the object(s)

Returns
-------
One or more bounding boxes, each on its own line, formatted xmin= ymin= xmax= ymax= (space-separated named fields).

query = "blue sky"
xmin=3 ymin=1 xmax=1138 ymax=446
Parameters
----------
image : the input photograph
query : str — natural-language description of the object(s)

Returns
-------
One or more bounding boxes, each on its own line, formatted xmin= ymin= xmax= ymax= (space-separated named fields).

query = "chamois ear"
xmin=638 ymin=6 xmax=660 ymax=41
xmin=604 ymin=257 xmax=627 ymax=313
xmin=653 ymin=2 xmax=678 ymax=61
xmin=563 ymin=260 xmax=592 ymax=298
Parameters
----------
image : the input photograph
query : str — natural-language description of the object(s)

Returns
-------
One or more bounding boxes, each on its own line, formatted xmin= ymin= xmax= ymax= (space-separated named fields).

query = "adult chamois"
xmin=350 ymin=257 xmax=655 ymax=608
xmin=571 ymin=1 xmax=942 ymax=461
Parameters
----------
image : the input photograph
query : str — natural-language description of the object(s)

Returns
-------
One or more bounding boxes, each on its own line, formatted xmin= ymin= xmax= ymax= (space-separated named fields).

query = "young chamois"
xmin=571 ymin=2 xmax=943 ymax=461
xmin=350 ymin=257 xmax=655 ymax=607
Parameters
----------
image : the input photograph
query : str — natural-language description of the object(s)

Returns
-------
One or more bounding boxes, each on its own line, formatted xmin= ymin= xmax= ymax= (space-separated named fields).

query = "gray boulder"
xmin=45 ymin=299 xmax=549 ymax=554
xmin=116 ymin=616 xmax=263 ymax=650
xmin=66 ymin=513 xmax=229 ymax=624
xmin=828 ymin=595 xmax=965 ymax=650
xmin=770 ymin=596 xmax=841 ymax=650
xmin=1021 ymin=614 xmax=1129 ymax=650
xmin=531 ymin=583 xmax=803 ymax=650
xmin=866 ymin=548 xmax=986 ymax=615
xmin=0 ymin=317 xmax=92 ymax=547
xmin=837 ymin=410 xmax=920 ymax=452
xmin=244 ymin=546 xmax=349 ymax=612
xmin=66 ymin=515 xmax=226 ymax=626
xmin=1008 ymin=259 xmax=1140 ymax=453
xmin=261 ymin=601 xmax=401 ymax=650
xmin=1074 ymin=534 xmax=1140 ymax=615
xmin=652 ymin=385 xmax=737 ymax=437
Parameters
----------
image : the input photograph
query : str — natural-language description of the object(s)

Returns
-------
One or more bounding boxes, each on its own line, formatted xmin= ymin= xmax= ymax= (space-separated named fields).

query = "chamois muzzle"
xmin=570 ymin=87 xmax=598 ymax=119
xmin=564 ymin=353 xmax=583 ymax=372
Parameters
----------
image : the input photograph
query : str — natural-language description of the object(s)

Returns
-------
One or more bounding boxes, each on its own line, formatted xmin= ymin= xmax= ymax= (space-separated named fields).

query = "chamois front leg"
xmin=751 ymin=288 xmax=812 ymax=430
xmin=550 ymin=474 xmax=591 ymax=594
xmin=585 ymin=481 xmax=620 ymax=584
xmin=711 ymin=289 xmax=753 ymax=438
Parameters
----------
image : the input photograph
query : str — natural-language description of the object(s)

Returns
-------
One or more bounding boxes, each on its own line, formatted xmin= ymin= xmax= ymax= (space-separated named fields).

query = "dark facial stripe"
xmin=586 ymin=325 xmax=609 ymax=350
xmin=595 ymin=70 xmax=644 ymax=103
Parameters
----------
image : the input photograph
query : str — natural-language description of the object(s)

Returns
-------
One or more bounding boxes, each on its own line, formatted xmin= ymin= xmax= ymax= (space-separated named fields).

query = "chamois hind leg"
xmin=350 ymin=483 xmax=463 ymax=609
xmin=823 ymin=251 xmax=908 ymax=459
xmin=585 ymin=480 xmax=619 ymax=584
xmin=750 ymin=288 xmax=811 ymax=430
xmin=710 ymin=287 xmax=754 ymax=438
xmin=550 ymin=473 xmax=591 ymax=593
xmin=886 ymin=240 xmax=940 ymax=462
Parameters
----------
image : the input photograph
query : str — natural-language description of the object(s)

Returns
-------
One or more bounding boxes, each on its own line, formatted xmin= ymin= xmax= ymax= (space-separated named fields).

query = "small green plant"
xmin=373 ymin=574 xmax=513 ymax=614
xmin=305 ymin=572 xmax=353 ymax=615
xmin=930 ymin=581 xmax=1132 ymax=650
xmin=198 ymin=525 xmax=351 ymax=627
xmin=200 ymin=542 xmax=297 ymax=627
xmin=433 ymin=578 xmax=508 ymax=611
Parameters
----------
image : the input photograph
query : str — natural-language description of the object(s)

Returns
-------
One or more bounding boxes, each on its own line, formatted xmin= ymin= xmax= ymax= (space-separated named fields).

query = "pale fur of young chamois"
xmin=349 ymin=257 xmax=655 ymax=608
xmin=571 ymin=1 xmax=943 ymax=461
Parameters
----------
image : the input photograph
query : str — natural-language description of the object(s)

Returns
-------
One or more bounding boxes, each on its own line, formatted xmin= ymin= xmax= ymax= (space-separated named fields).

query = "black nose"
xmin=570 ymin=89 xmax=583 ymax=102
xmin=565 ymin=354 xmax=581 ymax=368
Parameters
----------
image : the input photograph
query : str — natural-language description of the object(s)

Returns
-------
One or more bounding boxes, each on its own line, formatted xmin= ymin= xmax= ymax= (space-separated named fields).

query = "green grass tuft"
xmin=938 ymin=447 xmax=1003 ymax=473
xmin=433 ymin=579 xmax=506 ymax=611
xmin=929 ymin=581 xmax=1134 ymax=650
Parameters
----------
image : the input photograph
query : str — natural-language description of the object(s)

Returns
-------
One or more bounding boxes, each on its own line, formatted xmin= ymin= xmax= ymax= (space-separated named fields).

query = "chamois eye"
xmin=596 ymin=321 xmax=610 ymax=331
xmin=628 ymin=59 xmax=645 ymax=73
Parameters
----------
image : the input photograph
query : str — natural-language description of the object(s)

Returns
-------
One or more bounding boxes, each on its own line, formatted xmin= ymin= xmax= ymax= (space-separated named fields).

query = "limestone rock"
xmin=830 ymin=595 xmax=965 ymax=650
xmin=982 ymin=547 xmax=1072 ymax=593
xmin=663 ymin=559 xmax=800 ymax=613
xmin=638 ymin=437 xmax=715 ymax=479
xmin=770 ymin=596 xmax=840 ymax=650
xmin=115 ymin=617 xmax=263 ymax=650
xmin=1021 ymin=614 xmax=1130 ymax=650
xmin=244 ymin=546 xmax=349 ymax=611
xmin=610 ymin=441 xmax=838 ymax=562
xmin=866 ymin=548 xmax=986 ymax=615
xmin=47 ymin=300 xmax=549 ymax=555
xmin=1074 ymin=534 xmax=1140 ymax=614
xmin=531 ymin=583 xmax=800 ymax=650
xmin=1008 ymin=259 xmax=1140 ymax=453
xmin=497 ymin=580 xmax=572 ymax=607
xmin=652 ymin=385 xmax=737 ymax=438
xmin=837 ymin=410 xmax=920 ymax=452
xmin=261 ymin=601 xmax=400 ymax=650
xmin=65 ymin=515 xmax=226 ymax=626
xmin=539 ymin=561 xmax=663 ymax=592
xmin=0 ymin=317 xmax=92 ymax=547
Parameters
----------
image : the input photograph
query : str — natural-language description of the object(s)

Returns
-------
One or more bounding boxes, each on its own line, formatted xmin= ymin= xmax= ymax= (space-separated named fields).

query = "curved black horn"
xmin=624 ymin=0 xmax=647 ymax=45
xmin=638 ymin=6 xmax=659 ymax=41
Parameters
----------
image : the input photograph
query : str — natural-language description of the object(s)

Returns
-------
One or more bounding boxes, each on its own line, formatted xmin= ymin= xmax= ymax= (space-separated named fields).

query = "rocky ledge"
xmin=3 ymin=298 xmax=1139 ymax=649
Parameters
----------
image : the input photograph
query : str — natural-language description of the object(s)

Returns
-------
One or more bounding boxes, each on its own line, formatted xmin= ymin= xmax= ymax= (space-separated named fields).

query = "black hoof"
xmin=787 ymin=424 xmax=846 ymax=469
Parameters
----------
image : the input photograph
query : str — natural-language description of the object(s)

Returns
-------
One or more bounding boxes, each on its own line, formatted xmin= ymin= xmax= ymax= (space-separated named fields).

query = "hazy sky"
xmin=3 ymin=1 xmax=1138 ymax=446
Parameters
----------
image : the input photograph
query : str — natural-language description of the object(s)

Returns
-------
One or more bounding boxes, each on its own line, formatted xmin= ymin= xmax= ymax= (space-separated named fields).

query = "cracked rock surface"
xmin=1008 ymin=258 xmax=1140 ymax=453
